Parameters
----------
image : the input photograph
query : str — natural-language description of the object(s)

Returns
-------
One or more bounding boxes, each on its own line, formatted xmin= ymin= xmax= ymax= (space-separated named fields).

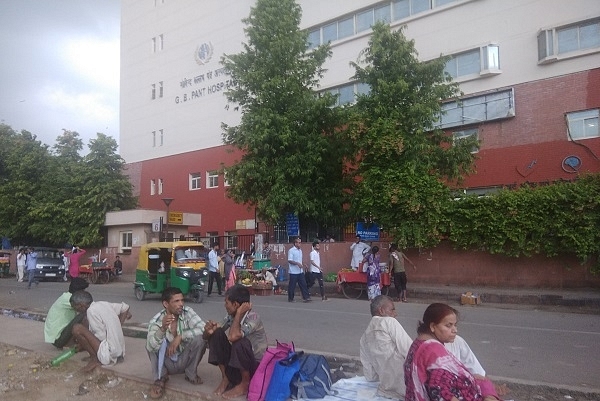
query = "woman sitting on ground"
xmin=404 ymin=303 xmax=500 ymax=401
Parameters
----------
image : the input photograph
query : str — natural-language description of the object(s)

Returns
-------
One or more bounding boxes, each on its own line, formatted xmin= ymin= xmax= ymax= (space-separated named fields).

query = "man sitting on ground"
xmin=71 ymin=290 xmax=131 ymax=372
xmin=146 ymin=287 xmax=207 ymax=399
xmin=44 ymin=277 xmax=89 ymax=348
xmin=203 ymin=284 xmax=267 ymax=399
xmin=360 ymin=294 xmax=412 ymax=399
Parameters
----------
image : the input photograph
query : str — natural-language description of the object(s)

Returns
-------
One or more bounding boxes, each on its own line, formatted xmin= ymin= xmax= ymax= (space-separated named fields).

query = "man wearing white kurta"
xmin=359 ymin=295 xmax=412 ymax=399
xmin=350 ymin=235 xmax=370 ymax=271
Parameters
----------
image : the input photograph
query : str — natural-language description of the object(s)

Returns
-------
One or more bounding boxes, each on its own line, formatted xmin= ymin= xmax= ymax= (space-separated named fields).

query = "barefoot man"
xmin=203 ymin=284 xmax=267 ymax=399
xmin=71 ymin=290 xmax=131 ymax=372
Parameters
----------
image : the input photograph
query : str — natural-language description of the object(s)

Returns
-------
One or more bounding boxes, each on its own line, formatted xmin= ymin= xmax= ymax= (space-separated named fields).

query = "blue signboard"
xmin=286 ymin=213 xmax=300 ymax=237
xmin=356 ymin=222 xmax=380 ymax=240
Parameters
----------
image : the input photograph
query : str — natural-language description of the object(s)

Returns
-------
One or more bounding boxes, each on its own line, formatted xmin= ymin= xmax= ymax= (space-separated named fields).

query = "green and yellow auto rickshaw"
xmin=134 ymin=240 xmax=208 ymax=302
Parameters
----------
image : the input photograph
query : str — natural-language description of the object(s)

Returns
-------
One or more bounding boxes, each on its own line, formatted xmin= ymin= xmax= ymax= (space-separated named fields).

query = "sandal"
xmin=149 ymin=377 xmax=168 ymax=399
xmin=185 ymin=375 xmax=204 ymax=385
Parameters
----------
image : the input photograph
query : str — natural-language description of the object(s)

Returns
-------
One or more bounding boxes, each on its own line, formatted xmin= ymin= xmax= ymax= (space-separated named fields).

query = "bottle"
xmin=50 ymin=347 xmax=76 ymax=366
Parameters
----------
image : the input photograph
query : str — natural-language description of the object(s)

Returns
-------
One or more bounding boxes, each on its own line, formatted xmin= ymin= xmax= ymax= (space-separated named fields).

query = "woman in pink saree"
xmin=404 ymin=303 xmax=500 ymax=401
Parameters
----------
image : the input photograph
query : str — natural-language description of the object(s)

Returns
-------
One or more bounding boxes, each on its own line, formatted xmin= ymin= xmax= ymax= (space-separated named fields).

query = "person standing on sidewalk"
xmin=26 ymin=247 xmax=39 ymax=288
xmin=389 ymin=243 xmax=416 ymax=302
xmin=16 ymin=248 xmax=26 ymax=282
xmin=287 ymin=237 xmax=311 ymax=303
xmin=207 ymin=243 xmax=222 ymax=296
xmin=309 ymin=241 xmax=328 ymax=301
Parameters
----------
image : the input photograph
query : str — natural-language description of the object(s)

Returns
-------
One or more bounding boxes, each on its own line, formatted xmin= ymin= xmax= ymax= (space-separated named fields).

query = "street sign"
xmin=356 ymin=222 xmax=380 ymax=240
xmin=286 ymin=213 xmax=300 ymax=237
xmin=168 ymin=211 xmax=183 ymax=225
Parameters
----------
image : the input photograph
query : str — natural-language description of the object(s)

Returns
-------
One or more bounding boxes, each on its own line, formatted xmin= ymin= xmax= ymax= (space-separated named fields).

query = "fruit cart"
xmin=336 ymin=269 xmax=391 ymax=299
xmin=79 ymin=261 xmax=113 ymax=284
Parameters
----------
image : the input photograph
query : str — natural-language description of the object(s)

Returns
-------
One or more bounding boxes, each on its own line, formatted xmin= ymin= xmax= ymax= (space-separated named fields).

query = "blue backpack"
xmin=291 ymin=353 xmax=336 ymax=399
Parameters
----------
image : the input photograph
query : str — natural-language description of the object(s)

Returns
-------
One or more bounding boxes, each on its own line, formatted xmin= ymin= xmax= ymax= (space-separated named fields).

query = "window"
xmin=152 ymin=131 xmax=156 ymax=147
xmin=206 ymin=232 xmax=219 ymax=247
xmin=159 ymin=81 xmax=164 ymax=98
xmin=444 ymin=45 xmax=500 ymax=79
xmin=337 ymin=17 xmax=354 ymax=40
xmin=150 ymin=179 xmax=156 ymax=195
xmin=374 ymin=4 xmax=391 ymax=24
xmin=158 ymin=178 xmax=163 ymax=194
xmin=356 ymin=9 xmax=374 ymax=33
xmin=538 ymin=18 xmax=600 ymax=63
xmin=224 ymin=172 xmax=231 ymax=187
xmin=151 ymin=84 xmax=156 ymax=100
xmin=207 ymin=171 xmax=219 ymax=188
xmin=159 ymin=129 xmax=164 ymax=146
xmin=307 ymin=1 xmax=457 ymax=48
xmin=327 ymin=82 xmax=371 ymax=106
xmin=453 ymin=128 xmax=479 ymax=153
xmin=120 ymin=231 xmax=132 ymax=253
xmin=190 ymin=173 xmax=201 ymax=190
xmin=152 ymin=34 xmax=164 ymax=53
xmin=567 ymin=109 xmax=599 ymax=140
xmin=158 ymin=34 xmax=164 ymax=51
xmin=436 ymin=89 xmax=515 ymax=129
xmin=225 ymin=231 xmax=238 ymax=250
xmin=152 ymin=37 xmax=156 ymax=53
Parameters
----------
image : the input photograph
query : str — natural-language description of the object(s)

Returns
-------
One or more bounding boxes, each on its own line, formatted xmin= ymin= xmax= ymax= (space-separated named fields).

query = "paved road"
xmin=1 ymin=278 xmax=599 ymax=391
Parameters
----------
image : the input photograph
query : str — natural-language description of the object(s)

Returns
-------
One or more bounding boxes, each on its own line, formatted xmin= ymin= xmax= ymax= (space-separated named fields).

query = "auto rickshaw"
xmin=134 ymin=240 xmax=208 ymax=302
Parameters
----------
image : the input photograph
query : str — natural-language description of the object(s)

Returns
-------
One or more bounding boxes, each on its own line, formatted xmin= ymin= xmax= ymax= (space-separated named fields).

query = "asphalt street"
xmin=0 ymin=278 xmax=599 ymax=392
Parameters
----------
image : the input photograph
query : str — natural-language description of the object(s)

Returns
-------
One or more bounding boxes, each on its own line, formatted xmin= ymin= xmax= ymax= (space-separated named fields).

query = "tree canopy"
xmin=345 ymin=23 xmax=478 ymax=247
xmin=0 ymin=124 xmax=137 ymax=247
xmin=221 ymin=0 xmax=350 ymax=228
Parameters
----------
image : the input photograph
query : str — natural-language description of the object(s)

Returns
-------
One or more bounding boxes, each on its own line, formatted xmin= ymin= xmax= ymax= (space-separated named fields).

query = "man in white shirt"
xmin=350 ymin=235 xmax=370 ymax=271
xmin=309 ymin=241 xmax=328 ymax=301
xmin=71 ymin=290 xmax=131 ymax=372
xmin=207 ymin=243 xmax=222 ymax=296
xmin=360 ymin=295 xmax=412 ymax=399
xmin=287 ymin=237 xmax=311 ymax=303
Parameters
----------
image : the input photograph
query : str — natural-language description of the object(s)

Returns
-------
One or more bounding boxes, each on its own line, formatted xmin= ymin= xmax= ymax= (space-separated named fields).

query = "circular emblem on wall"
xmin=195 ymin=42 xmax=214 ymax=65
xmin=561 ymin=155 xmax=581 ymax=173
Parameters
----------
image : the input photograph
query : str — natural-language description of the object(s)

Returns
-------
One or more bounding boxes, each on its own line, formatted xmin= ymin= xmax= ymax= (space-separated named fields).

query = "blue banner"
xmin=356 ymin=222 xmax=380 ymax=240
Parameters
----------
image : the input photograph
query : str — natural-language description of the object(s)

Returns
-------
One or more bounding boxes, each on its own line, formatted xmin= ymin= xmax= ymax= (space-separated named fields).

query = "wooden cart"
xmin=79 ymin=262 xmax=113 ymax=284
xmin=336 ymin=270 xmax=391 ymax=299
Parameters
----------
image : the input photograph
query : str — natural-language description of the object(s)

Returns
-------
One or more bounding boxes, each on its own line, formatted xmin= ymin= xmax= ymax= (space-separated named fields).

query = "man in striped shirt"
xmin=146 ymin=287 xmax=207 ymax=398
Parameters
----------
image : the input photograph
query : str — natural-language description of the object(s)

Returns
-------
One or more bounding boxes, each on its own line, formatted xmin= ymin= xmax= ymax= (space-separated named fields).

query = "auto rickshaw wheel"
xmin=134 ymin=286 xmax=146 ymax=301
xmin=190 ymin=289 xmax=204 ymax=303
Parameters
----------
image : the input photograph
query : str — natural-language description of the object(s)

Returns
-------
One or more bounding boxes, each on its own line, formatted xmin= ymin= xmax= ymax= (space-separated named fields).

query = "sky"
xmin=0 ymin=0 xmax=121 ymax=150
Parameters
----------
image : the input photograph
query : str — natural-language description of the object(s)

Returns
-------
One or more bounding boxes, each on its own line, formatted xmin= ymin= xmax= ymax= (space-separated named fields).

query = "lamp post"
xmin=162 ymin=198 xmax=174 ymax=241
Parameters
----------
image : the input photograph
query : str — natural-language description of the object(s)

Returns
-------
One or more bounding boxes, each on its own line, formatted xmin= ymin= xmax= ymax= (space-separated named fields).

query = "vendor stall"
xmin=336 ymin=269 xmax=391 ymax=299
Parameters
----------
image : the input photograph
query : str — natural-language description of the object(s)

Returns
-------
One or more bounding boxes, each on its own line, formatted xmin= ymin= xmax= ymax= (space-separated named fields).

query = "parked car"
xmin=31 ymin=247 xmax=65 ymax=281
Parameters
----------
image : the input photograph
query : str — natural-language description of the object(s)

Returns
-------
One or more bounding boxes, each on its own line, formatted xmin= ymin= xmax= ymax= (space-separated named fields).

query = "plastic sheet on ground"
xmin=297 ymin=376 xmax=392 ymax=401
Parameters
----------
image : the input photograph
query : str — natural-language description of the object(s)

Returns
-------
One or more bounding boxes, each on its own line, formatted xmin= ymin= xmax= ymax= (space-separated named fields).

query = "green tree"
xmin=0 ymin=124 xmax=52 ymax=244
xmin=221 ymin=0 xmax=349 ymax=227
xmin=0 ymin=124 xmax=137 ymax=247
xmin=347 ymin=23 xmax=477 ymax=247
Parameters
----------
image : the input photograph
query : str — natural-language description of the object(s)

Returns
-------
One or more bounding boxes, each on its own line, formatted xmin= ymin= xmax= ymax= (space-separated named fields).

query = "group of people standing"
xmin=15 ymin=246 xmax=87 ymax=287
xmin=206 ymin=244 xmax=237 ymax=296
xmin=351 ymin=235 xmax=417 ymax=302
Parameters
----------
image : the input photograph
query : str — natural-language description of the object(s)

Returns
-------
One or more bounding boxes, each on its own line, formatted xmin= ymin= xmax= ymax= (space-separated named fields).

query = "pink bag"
xmin=248 ymin=340 xmax=295 ymax=401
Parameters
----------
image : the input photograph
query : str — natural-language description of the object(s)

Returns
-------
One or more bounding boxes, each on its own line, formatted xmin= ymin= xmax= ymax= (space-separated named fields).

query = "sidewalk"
xmin=316 ymin=280 xmax=600 ymax=311
xmin=1 ymin=281 xmax=598 ymax=400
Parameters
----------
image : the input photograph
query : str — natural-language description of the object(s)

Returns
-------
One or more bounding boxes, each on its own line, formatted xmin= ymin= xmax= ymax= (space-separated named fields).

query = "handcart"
xmin=79 ymin=262 xmax=113 ymax=284
xmin=336 ymin=269 xmax=391 ymax=299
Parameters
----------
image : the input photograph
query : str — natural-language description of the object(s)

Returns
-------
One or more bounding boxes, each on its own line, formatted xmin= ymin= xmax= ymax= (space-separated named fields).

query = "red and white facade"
xmin=108 ymin=0 xmax=600 ymax=255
